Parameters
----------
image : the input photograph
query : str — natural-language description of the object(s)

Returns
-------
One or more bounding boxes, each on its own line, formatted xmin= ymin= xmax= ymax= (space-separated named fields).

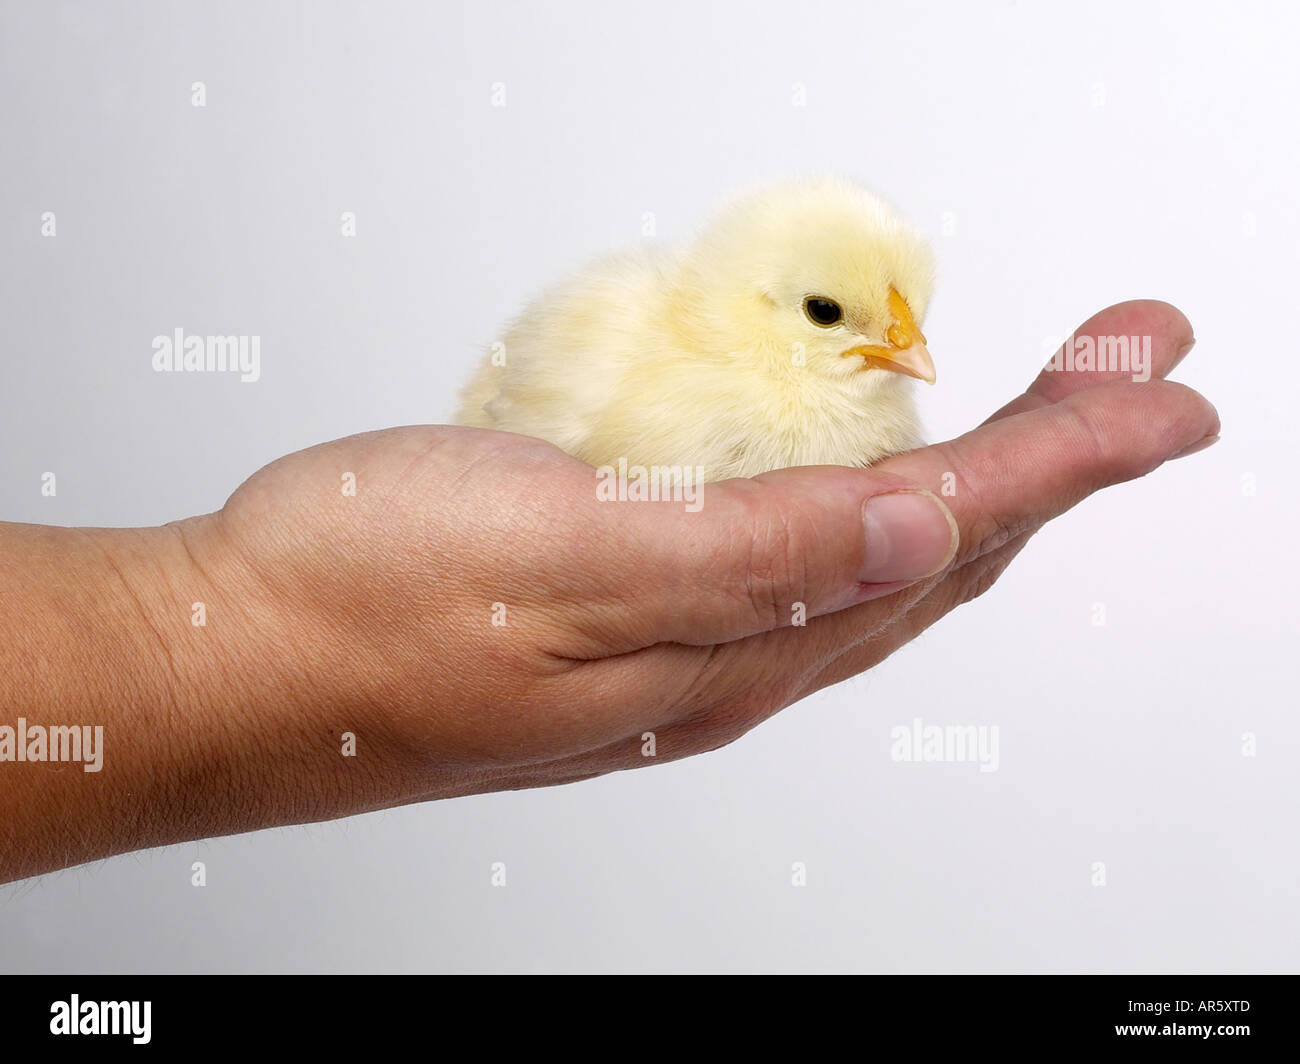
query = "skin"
xmin=0 ymin=300 xmax=1217 ymax=884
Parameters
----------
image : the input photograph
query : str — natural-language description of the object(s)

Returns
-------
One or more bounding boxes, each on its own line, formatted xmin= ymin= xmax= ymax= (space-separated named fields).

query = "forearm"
xmin=0 ymin=518 xmax=383 ymax=883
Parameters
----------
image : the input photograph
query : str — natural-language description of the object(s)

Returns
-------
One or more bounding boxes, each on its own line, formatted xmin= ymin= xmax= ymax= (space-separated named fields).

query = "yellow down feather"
xmin=456 ymin=177 xmax=936 ymax=481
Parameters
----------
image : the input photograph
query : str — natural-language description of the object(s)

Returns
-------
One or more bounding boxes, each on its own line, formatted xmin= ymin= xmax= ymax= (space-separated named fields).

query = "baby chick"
xmin=455 ymin=177 xmax=935 ymax=481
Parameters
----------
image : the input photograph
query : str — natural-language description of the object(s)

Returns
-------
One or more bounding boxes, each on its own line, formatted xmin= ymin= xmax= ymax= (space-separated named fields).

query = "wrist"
xmin=131 ymin=514 xmax=399 ymax=849
xmin=0 ymin=516 xmax=375 ymax=881
xmin=0 ymin=522 xmax=197 ymax=878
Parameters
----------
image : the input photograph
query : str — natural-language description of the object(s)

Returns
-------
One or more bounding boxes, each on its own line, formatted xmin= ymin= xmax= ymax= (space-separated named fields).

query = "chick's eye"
xmin=804 ymin=297 xmax=843 ymax=326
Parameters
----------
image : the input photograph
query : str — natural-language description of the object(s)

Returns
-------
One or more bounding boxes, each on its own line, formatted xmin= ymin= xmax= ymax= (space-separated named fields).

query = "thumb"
xmin=609 ymin=465 xmax=958 ymax=647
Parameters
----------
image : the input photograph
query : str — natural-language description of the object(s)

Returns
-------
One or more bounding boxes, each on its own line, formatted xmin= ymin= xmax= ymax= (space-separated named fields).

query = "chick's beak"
xmin=841 ymin=288 xmax=936 ymax=384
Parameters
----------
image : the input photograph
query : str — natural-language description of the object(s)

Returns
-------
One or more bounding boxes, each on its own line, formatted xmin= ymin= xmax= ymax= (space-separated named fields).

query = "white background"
xmin=1 ymin=0 xmax=1296 ymax=972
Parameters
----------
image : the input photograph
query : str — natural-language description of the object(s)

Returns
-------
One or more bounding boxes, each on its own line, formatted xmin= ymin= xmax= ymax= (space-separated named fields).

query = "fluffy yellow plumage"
xmin=455 ymin=177 xmax=936 ymax=481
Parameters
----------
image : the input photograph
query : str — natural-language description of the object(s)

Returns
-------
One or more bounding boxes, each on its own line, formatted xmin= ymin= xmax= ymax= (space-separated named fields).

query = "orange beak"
xmin=841 ymin=288 xmax=936 ymax=384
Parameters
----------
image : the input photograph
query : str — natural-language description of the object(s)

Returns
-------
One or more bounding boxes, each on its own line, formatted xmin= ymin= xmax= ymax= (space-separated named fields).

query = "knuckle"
xmin=960 ymin=556 xmax=1010 ymax=606
xmin=931 ymin=443 xmax=1024 ymax=561
xmin=1059 ymin=397 xmax=1124 ymax=478
xmin=686 ymin=686 xmax=787 ymax=754
xmin=672 ymin=649 xmax=797 ymax=754
xmin=729 ymin=497 xmax=807 ymax=629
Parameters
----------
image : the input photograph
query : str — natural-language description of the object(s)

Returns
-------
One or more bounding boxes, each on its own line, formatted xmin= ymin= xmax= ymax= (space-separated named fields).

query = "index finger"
xmin=697 ymin=376 xmax=1220 ymax=702
xmin=987 ymin=299 xmax=1197 ymax=425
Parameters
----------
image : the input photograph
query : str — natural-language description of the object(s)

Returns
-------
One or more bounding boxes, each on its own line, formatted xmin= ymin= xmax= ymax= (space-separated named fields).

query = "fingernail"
xmin=1173 ymin=337 xmax=1197 ymax=366
xmin=862 ymin=490 xmax=959 ymax=584
xmin=1170 ymin=433 xmax=1219 ymax=461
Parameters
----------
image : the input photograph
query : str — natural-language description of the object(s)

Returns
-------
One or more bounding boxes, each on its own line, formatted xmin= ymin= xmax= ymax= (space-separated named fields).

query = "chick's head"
xmin=679 ymin=177 xmax=936 ymax=394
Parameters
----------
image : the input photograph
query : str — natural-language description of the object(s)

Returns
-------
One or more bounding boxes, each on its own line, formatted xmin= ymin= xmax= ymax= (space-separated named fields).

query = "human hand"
xmin=188 ymin=300 xmax=1216 ymax=808
xmin=0 ymin=300 xmax=1217 ymax=880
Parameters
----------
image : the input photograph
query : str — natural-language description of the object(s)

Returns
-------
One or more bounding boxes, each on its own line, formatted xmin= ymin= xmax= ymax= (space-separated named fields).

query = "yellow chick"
xmin=455 ymin=177 xmax=935 ymax=481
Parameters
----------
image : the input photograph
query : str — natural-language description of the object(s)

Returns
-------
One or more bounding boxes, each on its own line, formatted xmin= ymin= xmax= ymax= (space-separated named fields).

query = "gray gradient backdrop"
xmin=1 ymin=0 xmax=1297 ymax=972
